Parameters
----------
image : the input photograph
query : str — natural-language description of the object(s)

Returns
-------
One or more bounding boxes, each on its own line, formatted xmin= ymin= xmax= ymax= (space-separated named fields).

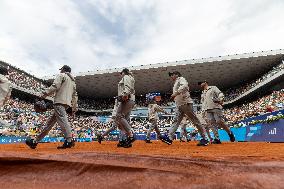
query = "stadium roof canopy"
xmin=44 ymin=49 xmax=284 ymax=98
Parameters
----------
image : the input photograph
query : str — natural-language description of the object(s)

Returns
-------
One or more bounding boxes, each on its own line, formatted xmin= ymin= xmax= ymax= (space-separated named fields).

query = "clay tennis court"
xmin=0 ymin=141 xmax=284 ymax=189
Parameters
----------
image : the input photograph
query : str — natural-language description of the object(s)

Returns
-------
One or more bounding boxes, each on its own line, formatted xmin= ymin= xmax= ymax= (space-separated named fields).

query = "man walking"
xmin=145 ymin=94 xmax=168 ymax=143
xmin=199 ymin=81 xmax=235 ymax=143
xmin=113 ymin=68 xmax=136 ymax=148
xmin=97 ymin=99 xmax=127 ymax=147
xmin=26 ymin=65 xmax=78 ymax=149
xmin=161 ymin=71 xmax=209 ymax=146
xmin=179 ymin=116 xmax=190 ymax=142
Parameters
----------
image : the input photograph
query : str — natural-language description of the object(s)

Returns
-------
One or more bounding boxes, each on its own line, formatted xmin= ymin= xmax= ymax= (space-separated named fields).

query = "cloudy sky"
xmin=0 ymin=0 xmax=284 ymax=77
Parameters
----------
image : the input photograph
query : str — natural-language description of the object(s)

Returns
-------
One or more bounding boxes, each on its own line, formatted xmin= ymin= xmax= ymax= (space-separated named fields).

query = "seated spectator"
xmin=224 ymin=61 xmax=284 ymax=102
xmin=224 ymin=90 xmax=284 ymax=125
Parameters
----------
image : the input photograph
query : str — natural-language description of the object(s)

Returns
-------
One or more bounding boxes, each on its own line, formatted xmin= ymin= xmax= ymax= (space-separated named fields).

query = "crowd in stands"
xmin=0 ymin=88 xmax=283 ymax=139
xmin=78 ymin=98 xmax=115 ymax=110
xmin=2 ymin=59 xmax=283 ymax=111
xmin=8 ymin=68 xmax=47 ymax=92
xmin=224 ymin=89 xmax=284 ymax=125
xmin=224 ymin=61 xmax=284 ymax=101
xmin=0 ymin=98 xmax=101 ymax=138
xmin=0 ymin=98 xmax=174 ymax=139
xmin=1 ymin=61 xmax=284 ymax=140
xmin=129 ymin=118 xmax=173 ymax=134
xmin=0 ymin=98 xmax=51 ymax=136
xmin=78 ymin=95 xmax=177 ymax=110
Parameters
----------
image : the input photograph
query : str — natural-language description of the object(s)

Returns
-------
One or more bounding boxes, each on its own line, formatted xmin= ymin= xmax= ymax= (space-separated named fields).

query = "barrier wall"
xmin=245 ymin=119 xmax=284 ymax=142
xmin=0 ymin=119 xmax=283 ymax=143
xmin=0 ymin=136 xmax=93 ymax=144
xmin=234 ymin=109 xmax=284 ymax=126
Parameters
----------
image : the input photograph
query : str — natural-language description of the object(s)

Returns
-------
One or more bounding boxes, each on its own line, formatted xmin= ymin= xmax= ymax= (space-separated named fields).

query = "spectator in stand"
xmin=8 ymin=68 xmax=47 ymax=92
xmin=224 ymin=61 xmax=284 ymax=102
xmin=2 ymin=89 xmax=282 ymax=140
xmin=78 ymin=93 xmax=175 ymax=111
xmin=224 ymin=90 xmax=284 ymax=125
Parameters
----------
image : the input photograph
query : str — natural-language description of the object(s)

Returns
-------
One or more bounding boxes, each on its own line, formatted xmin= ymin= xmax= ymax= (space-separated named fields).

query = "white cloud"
xmin=0 ymin=0 xmax=284 ymax=77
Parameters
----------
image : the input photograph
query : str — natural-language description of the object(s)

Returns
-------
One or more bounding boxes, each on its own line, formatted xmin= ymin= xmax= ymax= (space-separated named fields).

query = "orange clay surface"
xmin=0 ymin=141 xmax=284 ymax=189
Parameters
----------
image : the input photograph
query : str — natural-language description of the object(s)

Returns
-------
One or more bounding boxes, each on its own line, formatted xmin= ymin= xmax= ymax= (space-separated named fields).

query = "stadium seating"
xmin=224 ymin=61 xmax=284 ymax=103
xmin=0 ymin=59 xmax=283 ymax=141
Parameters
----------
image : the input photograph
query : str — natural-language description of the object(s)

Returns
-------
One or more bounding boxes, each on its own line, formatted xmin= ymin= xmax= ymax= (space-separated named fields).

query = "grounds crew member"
xmin=26 ymin=65 xmax=78 ymax=149
xmin=196 ymin=111 xmax=219 ymax=144
xmin=114 ymin=68 xmax=135 ymax=148
xmin=161 ymin=71 xmax=209 ymax=146
xmin=97 ymin=99 xmax=127 ymax=147
xmin=199 ymin=81 xmax=235 ymax=143
xmin=179 ymin=116 xmax=191 ymax=142
xmin=145 ymin=95 xmax=168 ymax=143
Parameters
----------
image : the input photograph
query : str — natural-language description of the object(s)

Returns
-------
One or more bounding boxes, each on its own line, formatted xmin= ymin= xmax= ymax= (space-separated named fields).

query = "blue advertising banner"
xmin=219 ymin=127 xmax=247 ymax=142
xmin=0 ymin=119 xmax=283 ymax=144
xmin=0 ymin=136 xmax=26 ymax=144
xmin=245 ymin=119 xmax=284 ymax=142
xmin=0 ymin=137 xmax=94 ymax=144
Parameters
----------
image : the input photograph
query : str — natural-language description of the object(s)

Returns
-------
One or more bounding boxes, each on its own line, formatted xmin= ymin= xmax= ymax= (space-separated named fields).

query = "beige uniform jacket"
xmin=118 ymin=75 xmax=135 ymax=101
xmin=44 ymin=73 xmax=78 ymax=111
xmin=172 ymin=77 xmax=193 ymax=107
xmin=201 ymin=86 xmax=224 ymax=111
xmin=0 ymin=74 xmax=12 ymax=106
xmin=148 ymin=104 xmax=166 ymax=121
xmin=111 ymin=99 xmax=119 ymax=118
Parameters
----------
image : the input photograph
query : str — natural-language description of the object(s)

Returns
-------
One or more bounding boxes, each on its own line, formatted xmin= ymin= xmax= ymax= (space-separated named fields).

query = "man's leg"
xmin=152 ymin=120 xmax=162 ymax=140
xmin=97 ymin=122 xmax=117 ymax=144
xmin=213 ymin=109 xmax=235 ymax=142
xmin=147 ymin=119 xmax=161 ymax=140
xmin=102 ymin=122 xmax=117 ymax=137
xmin=168 ymin=106 xmax=185 ymax=141
xmin=206 ymin=110 xmax=222 ymax=144
xmin=180 ymin=123 xmax=187 ymax=141
xmin=182 ymin=104 xmax=209 ymax=146
xmin=146 ymin=124 xmax=154 ymax=140
xmin=114 ymin=100 xmax=135 ymax=137
xmin=204 ymin=125 xmax=213 ymax=142
xmin=183 ymin=104 xmax=206 ymax=139
xmin=26 ymin=112 xmax=57 ymax=149
xmin=53 ymin=105 xmax=72 ymax=143
xmin=36 ymin=113 xmax=57 ymax=142
xmin=125 ymin=111 xmax=134 ymax=137
xmin=118 ymin=129 xmax=126 ymax=141
xmin=114 ymin=100 xmax=135 ymax=147
xmin=115 ymin=121 xmax=127 ymax=140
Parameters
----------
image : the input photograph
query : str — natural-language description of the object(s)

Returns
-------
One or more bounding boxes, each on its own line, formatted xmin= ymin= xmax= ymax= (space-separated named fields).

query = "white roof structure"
xmin=45 ymin=49 xmax=284 ymax=98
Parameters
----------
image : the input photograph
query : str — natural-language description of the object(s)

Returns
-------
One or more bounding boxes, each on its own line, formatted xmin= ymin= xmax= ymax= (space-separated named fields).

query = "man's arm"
xmin=42 ymin=74 xmax=64 ymax=97
xmin=122 ymin=75 xmax=132 ymax=96
xmin=171 ymin=77 xmax=189 ymax=99
xmin=72 ymin=85 xmax=78 ymax=113
xmin=213 ymin=86 xmax=225 ymax=104
xmin=155 ymin=104 xmax=168 ymax=114
xmin=3 ymin=85 xmax=12 ymax=105
xmin=121 ymin=75 xmax=133 ymax=101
